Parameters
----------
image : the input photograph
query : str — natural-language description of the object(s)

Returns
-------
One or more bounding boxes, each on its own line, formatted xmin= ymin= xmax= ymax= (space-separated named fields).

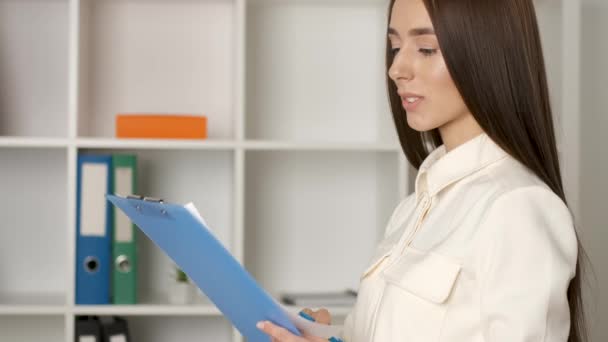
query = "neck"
xmin=439 ymin=113 xmax=484 ymax=152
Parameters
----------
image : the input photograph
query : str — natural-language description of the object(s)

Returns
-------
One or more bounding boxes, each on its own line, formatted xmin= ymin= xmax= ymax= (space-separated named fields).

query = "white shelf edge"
xmin=248 ymin=0 xmax=387 ymax=6
xmin=73 ymin=138 xmax=401 ymax=152
xmin=71 ymin=304 xmax=221 ymax=316
xmin=243 ymin=140 xmax=401 ymax=152
xmin=75 ymin=138 xmax=238 ymax=150
xmin=0 ymin=137 xmax=70 ymax=148
xmin=0 ymin=305 xmax=68 ymax=316
xmin=0 ymin=304 xmax=352 ymax=318
xmin=0 ymin=137 xmax=400 ymax=151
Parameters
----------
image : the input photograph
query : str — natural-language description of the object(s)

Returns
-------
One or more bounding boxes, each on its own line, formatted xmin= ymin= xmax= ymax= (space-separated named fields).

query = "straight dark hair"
xmin=385 ymin=1 xmax=588 ymax=341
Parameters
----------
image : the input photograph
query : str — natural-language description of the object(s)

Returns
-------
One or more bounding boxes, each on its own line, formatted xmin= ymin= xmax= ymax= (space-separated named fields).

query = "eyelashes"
xmin=390 ymin=47 xmax=438 ymax=58
xmin=419 ymin=48 xmax=438 ymax=56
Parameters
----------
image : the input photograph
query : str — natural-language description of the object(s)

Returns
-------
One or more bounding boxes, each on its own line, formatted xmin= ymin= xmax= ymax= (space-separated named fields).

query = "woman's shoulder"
xmin=484 ymin=154 xmax=549 ymax=192
xmin=470 ymin=155 xmax=575 ymax=236
xmin=474 ymin=157 xmax=577 ymax=258
xmin=467 ymin=154 xmax=563 ymax=209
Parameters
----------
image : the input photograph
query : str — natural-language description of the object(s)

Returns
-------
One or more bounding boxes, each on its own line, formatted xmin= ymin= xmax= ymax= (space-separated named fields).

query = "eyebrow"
xmin=387 ymin=27 xmax=435 ymax=37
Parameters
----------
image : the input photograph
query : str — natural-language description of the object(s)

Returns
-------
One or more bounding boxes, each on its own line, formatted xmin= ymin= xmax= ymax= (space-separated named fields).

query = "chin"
xmin=406 ymin=113 xmax=439 ymax=132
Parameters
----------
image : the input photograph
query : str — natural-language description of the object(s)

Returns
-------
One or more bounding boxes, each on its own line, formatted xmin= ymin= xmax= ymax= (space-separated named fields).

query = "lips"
xmin=398 ymin=91 xmax=424 ymax=111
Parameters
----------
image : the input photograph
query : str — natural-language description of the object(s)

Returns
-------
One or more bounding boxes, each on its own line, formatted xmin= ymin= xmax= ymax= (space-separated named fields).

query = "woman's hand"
xmin=257 ymin=321 xmax=328 ymax=342
xmin=299 ymin=308 xmax=331 ymax=325
xmin=257 ymin=307 xmax=339 ymax=342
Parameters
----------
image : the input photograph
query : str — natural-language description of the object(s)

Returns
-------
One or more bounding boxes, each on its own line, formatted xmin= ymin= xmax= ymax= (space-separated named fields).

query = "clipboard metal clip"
xmin=125 ymin=194 xmax=164 ymax=204
xmin=123 ymin=195 xmax=167 ymax=216
xmin=143 ymin=196 xmax=167 ymax=215
xmin=124 ymin=195 xmax=145 ymax=213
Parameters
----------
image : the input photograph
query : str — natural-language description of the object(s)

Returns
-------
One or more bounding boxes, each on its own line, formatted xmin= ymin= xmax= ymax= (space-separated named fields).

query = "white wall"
xmin=580 ymin=1 xmax=608 ymax=341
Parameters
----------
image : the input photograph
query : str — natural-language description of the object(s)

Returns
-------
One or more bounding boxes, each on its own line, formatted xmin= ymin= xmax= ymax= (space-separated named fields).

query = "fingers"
xmin=300 ymin=308 xmax=331 ymax=325
xmin=301 ymin=308 xmax=314 ymax=316
xmin=258 ymin=320 xmax=334 ymax=342
xmin=257 ymin=321 xmax=303 ymax=342
xmin=313 ymin=308 xmax=331 ymax=325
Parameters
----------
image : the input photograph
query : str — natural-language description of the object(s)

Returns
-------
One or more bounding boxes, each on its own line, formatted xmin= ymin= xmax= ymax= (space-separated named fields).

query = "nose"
xmin=388 ymin=51 xmax=413 ymax=82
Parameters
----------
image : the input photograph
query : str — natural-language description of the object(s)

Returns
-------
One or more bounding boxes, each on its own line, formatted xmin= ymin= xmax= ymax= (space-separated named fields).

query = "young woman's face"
xmin=387 ymin=0 xmax=470 ymax=133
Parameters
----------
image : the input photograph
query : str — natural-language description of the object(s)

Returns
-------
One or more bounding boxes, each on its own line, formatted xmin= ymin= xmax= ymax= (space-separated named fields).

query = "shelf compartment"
xmin=0 ymin=0 xmax=69 ymax=137
xmin=77 ymin=148 xmax=235 ymax=305
xmin=245 ymin=1 xmax=396 ymax=144
xmin=0 ymin=149 xmax=68 ymax=303
xmin=127 ymin=316 xmax=232 ymax=342
xmin=0 ymin=316 xmax=65 ymax=342
xmin=0 ymin=293 xmax=66 ymax=315
xmin=72 ymin=316 xmax=232 ymax=342
xmin=77 ymin=0 xmax=236 ymax=139
xmin=245 ymin=150 xmax=400 ymax=297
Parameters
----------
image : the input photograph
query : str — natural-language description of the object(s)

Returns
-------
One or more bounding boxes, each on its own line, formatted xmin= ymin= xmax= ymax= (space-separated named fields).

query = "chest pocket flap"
xmin=382 ymin=247 xmax=462 ymax=304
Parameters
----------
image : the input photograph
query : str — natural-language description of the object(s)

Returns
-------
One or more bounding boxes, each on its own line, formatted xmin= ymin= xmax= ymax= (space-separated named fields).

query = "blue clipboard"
xmin=106 ymin=194 xmax=301 ymax=342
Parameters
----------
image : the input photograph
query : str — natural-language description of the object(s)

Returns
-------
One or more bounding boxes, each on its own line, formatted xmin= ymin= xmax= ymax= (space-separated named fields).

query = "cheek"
xmin=408 ymin=58 xmax=468 ymax=131
xmin=430 ymin=60 xmax=468 ymax=118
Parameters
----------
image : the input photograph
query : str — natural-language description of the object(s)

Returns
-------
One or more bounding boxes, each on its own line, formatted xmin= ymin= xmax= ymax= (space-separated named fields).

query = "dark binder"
xmin=100 ymin=316 xmax=131 ymax=342
xmin=75 ymin=316 xmax=103 ymax=342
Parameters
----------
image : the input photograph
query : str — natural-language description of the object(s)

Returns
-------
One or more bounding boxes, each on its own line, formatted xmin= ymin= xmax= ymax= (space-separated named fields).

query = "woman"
xmin=258 ymin=0 xmax=588 ymax=341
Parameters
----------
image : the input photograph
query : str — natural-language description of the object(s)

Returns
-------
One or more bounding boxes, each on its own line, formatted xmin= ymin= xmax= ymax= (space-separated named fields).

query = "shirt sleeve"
xmin=476 ymin=186 xmax=578 ymax=342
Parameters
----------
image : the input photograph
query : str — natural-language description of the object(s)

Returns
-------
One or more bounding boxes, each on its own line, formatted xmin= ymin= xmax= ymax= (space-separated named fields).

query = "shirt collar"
xmin=415 ymin=132 xmax=509 ymax=202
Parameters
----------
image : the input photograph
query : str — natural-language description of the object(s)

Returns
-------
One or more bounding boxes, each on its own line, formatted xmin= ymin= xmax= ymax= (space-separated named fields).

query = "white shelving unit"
xmin=0 ymin=0 xmax=580 ymax=341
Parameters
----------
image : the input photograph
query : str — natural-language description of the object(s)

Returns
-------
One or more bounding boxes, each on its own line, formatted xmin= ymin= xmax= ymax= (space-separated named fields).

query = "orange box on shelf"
xmin=115 ymin=114 xmax=208 ymax=139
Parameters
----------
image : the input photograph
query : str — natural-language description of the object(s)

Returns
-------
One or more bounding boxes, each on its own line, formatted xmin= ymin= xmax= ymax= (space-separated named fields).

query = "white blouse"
xmin=340 ymin=132 xmax=578 ymax=342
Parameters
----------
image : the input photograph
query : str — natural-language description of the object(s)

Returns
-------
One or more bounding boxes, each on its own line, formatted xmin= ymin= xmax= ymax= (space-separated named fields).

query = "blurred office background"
xmin=581 ymin=0 xmax=608 ymax=341
xmin=0 ymin=0 xmax=606 ymax=341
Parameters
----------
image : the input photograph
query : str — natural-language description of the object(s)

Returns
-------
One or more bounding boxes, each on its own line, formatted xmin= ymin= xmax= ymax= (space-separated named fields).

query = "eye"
xmin=419 ymin=48 xmax=438 ymax=56
xmin=390 ymin=47 xmax=400 ymax=57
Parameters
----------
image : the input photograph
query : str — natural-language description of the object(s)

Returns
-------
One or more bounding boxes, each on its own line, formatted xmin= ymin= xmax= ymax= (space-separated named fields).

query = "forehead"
xmin=389 ymin=0 xmax=433 ymax=31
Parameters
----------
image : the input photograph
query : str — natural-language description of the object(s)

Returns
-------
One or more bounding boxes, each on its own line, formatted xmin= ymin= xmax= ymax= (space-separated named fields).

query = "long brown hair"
xmin=385 ymin=1 xmax=588 ymax=341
